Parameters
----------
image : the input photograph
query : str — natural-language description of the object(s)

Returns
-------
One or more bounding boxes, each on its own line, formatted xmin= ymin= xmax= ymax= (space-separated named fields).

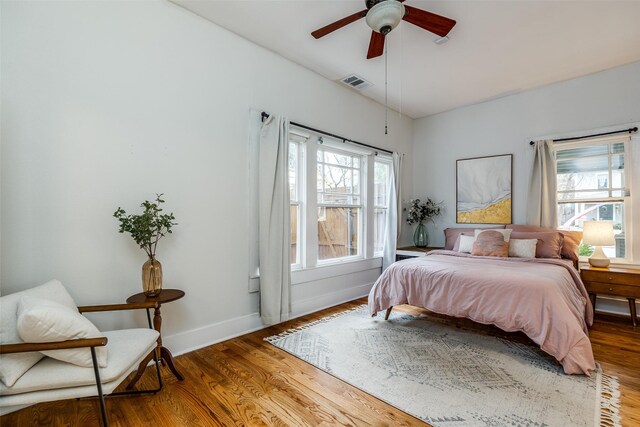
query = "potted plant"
xmin=406 ymin=198 xmax=442 ymax=248
xmin=114 ymin=194 xmax=177 ymax=296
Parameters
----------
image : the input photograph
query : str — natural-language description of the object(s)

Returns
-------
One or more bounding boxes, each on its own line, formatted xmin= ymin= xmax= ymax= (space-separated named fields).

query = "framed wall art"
xmin=456 ymin=154 xmax=512 ymax=224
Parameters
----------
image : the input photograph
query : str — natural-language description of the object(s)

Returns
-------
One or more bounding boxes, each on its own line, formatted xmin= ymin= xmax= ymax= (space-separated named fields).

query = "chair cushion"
xmin=0 ymin=328 xmax=159 ymax=397
xmin=17 ymin=297 xmax=107 ymax=368
xmin=0 ymin=280 xmax=77 ymax=387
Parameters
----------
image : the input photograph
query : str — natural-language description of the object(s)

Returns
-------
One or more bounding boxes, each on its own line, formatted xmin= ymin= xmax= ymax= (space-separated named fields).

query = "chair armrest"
xmin=0 ymin=337 xmax=108 ymax=355
xmin=77 ymin=301 xmax=159 ymax=313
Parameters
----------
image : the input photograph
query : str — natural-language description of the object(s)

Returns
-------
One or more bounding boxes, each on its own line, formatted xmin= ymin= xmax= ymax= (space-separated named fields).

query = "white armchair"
xmin=0 ymin=280 xmax=163 ymax=426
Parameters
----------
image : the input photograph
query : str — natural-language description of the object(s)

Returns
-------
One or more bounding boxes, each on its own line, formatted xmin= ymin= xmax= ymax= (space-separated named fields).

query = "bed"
xmin=368 ymin=250 xmax=596 ymax=375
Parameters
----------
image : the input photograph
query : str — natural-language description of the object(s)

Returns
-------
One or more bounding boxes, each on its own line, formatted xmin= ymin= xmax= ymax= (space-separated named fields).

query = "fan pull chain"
xmin=384 ymin=40 xmax=388 ymax=135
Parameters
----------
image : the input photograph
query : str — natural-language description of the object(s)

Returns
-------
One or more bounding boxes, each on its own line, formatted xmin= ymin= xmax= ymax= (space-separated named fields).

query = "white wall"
xmin=412 ymin=60 xmax=640 ymax=314
xmin=0 ymin=1 xmax=413 ymax=354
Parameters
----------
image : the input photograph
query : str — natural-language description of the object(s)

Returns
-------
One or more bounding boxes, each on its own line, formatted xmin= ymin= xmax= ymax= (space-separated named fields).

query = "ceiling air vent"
xmin=339 ymin=74 xmax=372 ymax=90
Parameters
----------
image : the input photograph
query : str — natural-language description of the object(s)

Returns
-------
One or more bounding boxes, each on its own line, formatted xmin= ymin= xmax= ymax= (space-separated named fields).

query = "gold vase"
xmin=142 ymin=256 xmax=162 ymax=297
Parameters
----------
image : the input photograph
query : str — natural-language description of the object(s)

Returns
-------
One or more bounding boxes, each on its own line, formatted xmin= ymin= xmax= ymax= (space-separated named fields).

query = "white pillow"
xmin=475 ymin=228 xmax=512 ymax=242
xmin=508 ymin=238 xmax=538 ymax=258
xmin=17 ymin=296 xmax=107 ymax=368
xmin=0 ymin=279 xmax=78 ymax=387
xmin=458 ymin=235 xmax=476 ymax=253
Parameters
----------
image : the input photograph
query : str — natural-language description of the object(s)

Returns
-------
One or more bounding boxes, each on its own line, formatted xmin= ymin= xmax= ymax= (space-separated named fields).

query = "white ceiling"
xmin=172 ymin=0 xmax=640 ymax=119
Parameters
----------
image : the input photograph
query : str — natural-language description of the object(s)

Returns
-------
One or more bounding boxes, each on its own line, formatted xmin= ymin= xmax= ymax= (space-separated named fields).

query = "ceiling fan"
xmin=311 ymin=0 xmax=456 ymax=59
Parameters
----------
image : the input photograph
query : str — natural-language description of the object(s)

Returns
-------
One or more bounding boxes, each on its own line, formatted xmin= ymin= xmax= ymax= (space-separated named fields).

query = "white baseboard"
xmin=163 ymin=312 xmax=264 ymax=357
xmin=163 ymin=283 xmax=373 ymax=357
xmin=594 ymin=295 xmax=638 ymax=318
xmin=290 ymin=282 xmax=373 ymax=318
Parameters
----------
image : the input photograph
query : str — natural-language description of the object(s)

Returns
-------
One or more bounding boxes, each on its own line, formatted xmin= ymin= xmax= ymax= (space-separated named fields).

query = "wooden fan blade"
xmin=402 ymin=5 xmax=456 ymax=37
xmin=311 ymin=9 xmax=368 ymax=39
xmin=367 ymin=31 xmax=385 ymax=59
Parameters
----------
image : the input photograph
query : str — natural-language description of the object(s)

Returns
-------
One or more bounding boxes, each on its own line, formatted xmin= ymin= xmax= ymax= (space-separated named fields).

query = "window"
xmin=317 ymin=147 xmax=362 ymax=261
xmin=288 ymin=127 xmax=392 ymax=269
xmin=373 ymin=160 xmax=391 ymax=254
xmin=289 ymin=134 xmax=305 ymax=268
xmin=555 ymin=134 xmax=631 ymax=259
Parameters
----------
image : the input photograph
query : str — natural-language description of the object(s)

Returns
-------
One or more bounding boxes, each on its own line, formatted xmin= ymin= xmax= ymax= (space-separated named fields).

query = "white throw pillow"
xmin=508 ymin=238 xmax=538 ymax=258
xmin=458 ymin=235 xmax=476 ymax=253
xmin=17 ymin=296 xmax=107 ymax=368
xmin=475 ymin=228 xmax=512 ymax=242
xmin=0 ymin=279 xmax=78 ymax=387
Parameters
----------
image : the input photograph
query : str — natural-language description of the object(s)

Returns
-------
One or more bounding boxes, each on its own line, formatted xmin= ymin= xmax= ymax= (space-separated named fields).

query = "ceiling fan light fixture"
xmin=365 ymin=1 xmax=405 ymax=35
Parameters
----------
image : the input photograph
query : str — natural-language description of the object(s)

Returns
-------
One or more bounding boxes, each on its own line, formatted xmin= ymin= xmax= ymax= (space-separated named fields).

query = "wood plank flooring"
xmin=2 ymin=298 xmax=639 ymax=426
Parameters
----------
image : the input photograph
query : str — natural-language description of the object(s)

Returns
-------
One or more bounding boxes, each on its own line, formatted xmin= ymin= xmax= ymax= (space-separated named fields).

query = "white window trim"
xmin=552 ymin=127 xmax=636 ymax=264
xmin=372 ymin=156 xmax=392 ymax=257
xmin=316 ymin=141 xmax=366 ymax=263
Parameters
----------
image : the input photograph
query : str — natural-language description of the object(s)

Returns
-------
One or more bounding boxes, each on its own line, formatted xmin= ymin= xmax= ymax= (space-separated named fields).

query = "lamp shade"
xmin=582 ymin=221 xmax=615 ymax=246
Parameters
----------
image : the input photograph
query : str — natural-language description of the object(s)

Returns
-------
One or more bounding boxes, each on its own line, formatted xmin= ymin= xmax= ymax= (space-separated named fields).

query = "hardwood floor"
xmin=2 ymin=298 xmax=639 ymax=426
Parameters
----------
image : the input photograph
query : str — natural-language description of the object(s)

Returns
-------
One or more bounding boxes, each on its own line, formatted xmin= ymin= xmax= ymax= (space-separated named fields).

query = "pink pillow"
xmin=510 ymin=231 xmax=563 ymax=259
xmin=471 ymin=230 xmax=509 ymax=257
xmin=444 ymin=226 xmax=505 ymax=250
xmin=506 ymin=225 xmax=582 ymax=261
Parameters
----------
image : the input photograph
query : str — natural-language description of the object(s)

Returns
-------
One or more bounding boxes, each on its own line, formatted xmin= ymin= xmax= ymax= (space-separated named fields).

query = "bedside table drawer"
xmin=584 ymin=281 xmax=640 ymax=298
xmin=581 ymin=269 xmax=640 ymax=285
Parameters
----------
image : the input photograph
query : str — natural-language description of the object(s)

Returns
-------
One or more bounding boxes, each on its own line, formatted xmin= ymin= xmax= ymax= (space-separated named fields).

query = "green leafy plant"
xmin=578 ymin=243 xmax=594 ymax=257
xmin=114 ymin=194 xmax=177 ymax=258
xmin=406 ymin=198 xmax=443 ymax=225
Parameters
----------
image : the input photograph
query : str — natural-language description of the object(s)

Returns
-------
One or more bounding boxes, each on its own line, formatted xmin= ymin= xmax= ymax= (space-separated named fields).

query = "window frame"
xmin=290 ymin=127 xmax=391 ymax=270
xmin=373 ymin=157 xmax=392 ymax=257
xmin=288 ymin=134 xmax=306 ymax=270
xmin=554 ymin=133 xmax=632 ymax=262
xmin=316 ymin=144 xmax=365 ymax=264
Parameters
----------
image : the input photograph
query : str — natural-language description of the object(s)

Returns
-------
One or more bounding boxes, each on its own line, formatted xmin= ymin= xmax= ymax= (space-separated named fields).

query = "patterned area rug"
xmin=266 ymin=306 xmax=621 ymax=427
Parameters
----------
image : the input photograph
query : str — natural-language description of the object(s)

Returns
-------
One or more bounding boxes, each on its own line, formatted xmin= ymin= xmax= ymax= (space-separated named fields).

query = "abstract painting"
xmin=456 ymin=154 xmax=512 ymax=224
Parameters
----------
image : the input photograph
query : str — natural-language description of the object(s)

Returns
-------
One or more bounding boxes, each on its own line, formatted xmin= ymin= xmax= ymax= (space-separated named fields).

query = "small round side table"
xmin=125 ymin=289 xmax=185 ymax=389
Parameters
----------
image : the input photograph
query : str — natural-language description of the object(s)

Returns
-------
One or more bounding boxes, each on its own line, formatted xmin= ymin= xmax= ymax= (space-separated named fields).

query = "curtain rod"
xmin=529 ymin=127 xmax=638 ymax=146
xmin=261 ymin=112 xmax=393 ymax=155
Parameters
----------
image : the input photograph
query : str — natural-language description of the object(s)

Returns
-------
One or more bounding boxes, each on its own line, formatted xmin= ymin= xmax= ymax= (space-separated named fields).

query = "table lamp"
xmin=582 ymin=221 xmax=615 ymax=267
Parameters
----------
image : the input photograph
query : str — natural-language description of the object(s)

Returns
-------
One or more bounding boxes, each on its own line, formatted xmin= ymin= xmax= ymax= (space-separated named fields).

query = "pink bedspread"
xmin=368 ymin=251 xmax=595 ymax=375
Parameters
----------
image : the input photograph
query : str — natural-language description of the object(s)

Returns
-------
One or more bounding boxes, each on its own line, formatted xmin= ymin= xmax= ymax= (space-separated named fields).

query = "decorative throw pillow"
xmin=444 ymin=226 xmax=505 ymax=250
xmin=17 ymin=296 xmax=107 ymax=368
xmin=472 ymin=230 xmax=509 ymax=257
xmin=508 ymin=239 xmax=538 ymax=258
xmin=475 ymin=228 xmax=512 ymax=242
xmin=0 ymin=279 xmax=78 ymax=387
xmin=457 ymin=235 xmax=476 ymax=253
xmin=506 ymin=225 xmax=582 ymax=261
xmin=510 ymin=231 xmax=563 ymax=259
xmin=452 ymin=232 xmax=474 ymax=252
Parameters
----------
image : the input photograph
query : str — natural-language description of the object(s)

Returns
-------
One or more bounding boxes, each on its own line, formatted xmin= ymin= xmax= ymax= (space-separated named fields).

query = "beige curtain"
xmin=527 ymin=139 xmax=557 ymax=228
xmin=258 ymin=114 xmax=291 ymax=325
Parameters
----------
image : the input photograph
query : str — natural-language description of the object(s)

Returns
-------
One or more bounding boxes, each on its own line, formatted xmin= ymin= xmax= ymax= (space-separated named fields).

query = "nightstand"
xmin=580 ymin=265 xmax=640 ymax=327
xmin=396 ymin=246 xmax=443 ymax=262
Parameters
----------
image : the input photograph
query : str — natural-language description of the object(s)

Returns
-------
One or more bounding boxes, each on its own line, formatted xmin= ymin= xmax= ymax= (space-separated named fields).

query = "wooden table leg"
xmin=589 ymin=293 xmax=596 ymax=312
xmin=126 ymin=351 xmax=154 ymax=390
xmin=126 ymin=303 xmax=184 ymax=389
xmin=160 ymin=347 xmax=185 ymax=381
xmin=628 ymin=298 xmax=637 ymax=328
